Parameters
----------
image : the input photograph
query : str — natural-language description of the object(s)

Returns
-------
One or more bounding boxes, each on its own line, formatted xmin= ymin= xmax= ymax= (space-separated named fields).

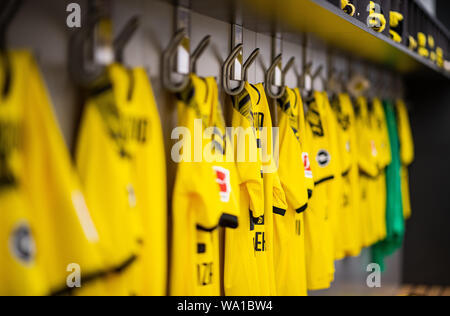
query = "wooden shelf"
xmin=159 ymin=0 xmax=450 ymax=81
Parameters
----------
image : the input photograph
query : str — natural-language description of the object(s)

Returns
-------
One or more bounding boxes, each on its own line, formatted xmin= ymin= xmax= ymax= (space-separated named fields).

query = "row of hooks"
xmin=2 ymin=0 xmax=402 ymax=101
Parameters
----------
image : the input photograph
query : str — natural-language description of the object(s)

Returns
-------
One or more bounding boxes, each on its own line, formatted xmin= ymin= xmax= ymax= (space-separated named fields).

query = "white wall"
xmin=8 ymin=0 xmax=402 ymax=295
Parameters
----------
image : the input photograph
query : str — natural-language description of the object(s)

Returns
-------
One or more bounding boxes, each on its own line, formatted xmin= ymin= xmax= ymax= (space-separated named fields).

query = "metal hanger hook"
xmin=222 ymin=44 xmax=259 ymax=96
xmin=161 ymin=28 xmax=190 ymax=93
xmin=265 ymin=54 xmax=286 ymax=99
xmin=190 ymin=35 xmax=211 ymax=74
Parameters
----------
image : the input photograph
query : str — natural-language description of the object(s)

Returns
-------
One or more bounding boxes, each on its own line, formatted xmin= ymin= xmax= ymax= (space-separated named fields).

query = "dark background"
xmin=403 ymin=0 xmax=450 ymax=284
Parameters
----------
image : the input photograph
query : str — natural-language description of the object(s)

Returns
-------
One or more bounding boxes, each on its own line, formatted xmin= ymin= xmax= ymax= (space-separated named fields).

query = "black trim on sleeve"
xmin=196 ymin=224 xmax=219 ymax=233
xmin=219 ymin=213 xmax=239 ymax=229
xmin=296 ymin=203 xmax=308 ymax=214
xmin=341 ymin=168 xmax=351 ymax=178
xmin=273 ymin=207 xmax=287 ymax=216
xmin=308 ymin=189 xmax=313 ymax=199
xmin=314 ymin=175 xmax=335 ymax=186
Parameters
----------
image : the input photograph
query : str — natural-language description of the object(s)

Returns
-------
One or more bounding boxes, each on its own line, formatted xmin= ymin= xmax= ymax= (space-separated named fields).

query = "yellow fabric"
xmin=0 ymin=52 xmax=48 ymax=296
xmin=225 ymin=83 xmax=265 ymax=296
xmin=304 ymin=91 xmax=338 ymax=290
xmin=225 ymin=83 xmax=287 ymax=296
xmin=76 ymin=64 xmax=168 ymax=296
xmin=252 ymin=83 xmax=287 ymax=296
xmin=0 ymin=51 xmax=105 ymax=296
xmin=273 ymin=87 xmax=309 ymax=296
xmin=354 ymin=96 xmax=379 ymax=247
xmin=396 ymin=100 xmax=415 ymax=220
xmin=293 ymin=88 xmax=315 ymax=198
xmin=330 ymin=93 xmax=362 ymax=257
xmin=370 ymin=98 xmax=391 ymax=242
xmin=171 ymin=75 xmax=239 ymax=296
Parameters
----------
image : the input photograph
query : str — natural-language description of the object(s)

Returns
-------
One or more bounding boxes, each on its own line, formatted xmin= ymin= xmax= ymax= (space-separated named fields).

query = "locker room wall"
xmin=403 ymin=79 xmax=450 ymax=286
xmin=8 ymin=0 xmax=403 ymax=294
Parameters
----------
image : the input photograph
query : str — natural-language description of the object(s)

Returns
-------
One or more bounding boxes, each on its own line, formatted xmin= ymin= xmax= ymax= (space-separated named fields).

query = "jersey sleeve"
xmin=23 ymin=53 xmax=106 ymax=295
xmin=396 ymin=100 xmax=415 ymax=166
xmin=277 ymin=96 xmax=309 ymax=213
xmin=231 ymin=94 xmax=264 ymax=218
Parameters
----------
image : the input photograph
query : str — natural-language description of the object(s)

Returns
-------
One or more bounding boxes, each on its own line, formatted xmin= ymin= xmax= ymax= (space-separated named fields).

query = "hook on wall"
xmin=114 ymin=16 xmax=140 ymax=64
xmin=68 ymin=0 xmax=140 ymax=88
xmin=265 ymin=54 xmax=286 ymax=99
xmin=0 ymin=0 xmax=24 ymax=97
xmin=190 ymin=35 xmax=211 ymax=74
xmin=162 ymin=31 xmax=213 ymax=93
xmin=222 ymin=44 xmax=259 ymax=96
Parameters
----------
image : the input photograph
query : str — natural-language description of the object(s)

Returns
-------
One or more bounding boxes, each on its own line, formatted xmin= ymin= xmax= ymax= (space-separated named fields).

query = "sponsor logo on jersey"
xmin=302 ymin=152 xmax=313 ymax=178
xmin=213 ymin=166 xmax=231 ymax=203
xmin=9 ymin=222 xmax=36 ymax=266
xmin=316 ymin=149 xmax=331 ymax=168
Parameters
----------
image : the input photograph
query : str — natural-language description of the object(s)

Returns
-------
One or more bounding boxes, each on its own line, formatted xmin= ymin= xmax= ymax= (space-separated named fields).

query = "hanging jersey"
xmin=330 ymin=93 xmax=362 ymax=257
xmin=0 ymin=52 xmax=48 ymax=296
xmin=252 ymin=83 xmax=287 ymax=296
xmin=354 ymin=96 xmax=379 ymax=247
xmin=91 ymin=65 xmax=167 ymax=296
xmin=225 ymin=83 xmax=265 ymax=296
xmin=274 ymin=87 xmax=309 ymax=296
xmin=171 ymin=75 xmax=236 ymax=296
xmin=293 ymin=88 xmax=315 ymax=198
xmin=396 ymin=100 xmax=414 ymax=220
xmin=204 ymin=76 xmax=241 ymax=296
xmin=304 ymin=91 xmax=337 ymax=290
xmin=372 ymin=100 xmax=404 ymax=271
xmin=370 ymin=98 xmax=391 ymax=242
xmin=2 ymin=51 xmax=105 ymax=296
xmin=76 ymin=64 xmax=157 ymax=295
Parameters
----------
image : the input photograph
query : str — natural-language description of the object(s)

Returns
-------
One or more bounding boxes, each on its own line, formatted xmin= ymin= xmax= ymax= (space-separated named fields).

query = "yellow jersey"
xmin=1 ymin=51 xmax=105 ymax=296
xmin=396 ymin=100 xmax=414 ymax=220
xmin=274 ymin=87 xmax=309 ymax=296
xmin=293 ymin=88 xmax=315 ymax=198
xmin=370 ymin=98 xmax=392 ymax=242
xmin=330 ymin=93 xmax=362 ymax=257
xmin=225 ymin=83 xmax=265 ymax=296
xmin=76 ymin=64 xmax=168 ymax=295
xmin=354 ymin=96 xmax=379 ymax=247
xmin=304 ymin=91 xmax=338 ymax=290
xmin=171 ymin=75 xmax=239 ymax=296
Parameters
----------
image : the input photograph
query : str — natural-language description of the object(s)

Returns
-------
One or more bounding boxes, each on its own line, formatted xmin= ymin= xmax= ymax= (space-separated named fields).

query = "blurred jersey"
xmin=330 ymin=93 xmax=362 ymax=258
xmin=396 ymin=100 xmax=414 ymax=220
xmin=304 ymin=91 xmax=339 ymax=290
xmin=274 ymin=87 xmax=309 ymax=296
xmin=1 ymin=51 xmax=104 ymax=296
xmin=76 ymin=64 xmax=167 ymax=295
xmin=171 ymin=75 xmax=239 ymax=296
